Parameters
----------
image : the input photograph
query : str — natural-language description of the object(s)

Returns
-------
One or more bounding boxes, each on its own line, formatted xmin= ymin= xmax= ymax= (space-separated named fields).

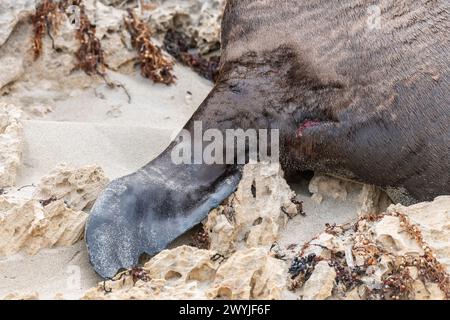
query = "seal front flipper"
xmin=86 ymin=148 xmax=241 ymax=278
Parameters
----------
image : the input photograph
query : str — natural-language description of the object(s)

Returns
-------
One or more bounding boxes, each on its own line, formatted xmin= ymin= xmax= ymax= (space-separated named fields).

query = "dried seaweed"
xmin=131 ymin=267 xmax=150 ymax=283
xmin=190 ymin=227 xmax=211 ymax=250
xmin=70 ymin=1 xmax=107 ymax=75
xmin=328 ymin=257 xmax=365 ymax=292
xmin=32 ymin=0 xmax=60 ymax=59
xmin=39 ymin=196 xmax=58 ymax=207
xmin=32 ymin=0 xmax=106 ymax=75
xmin=393 ymin=211 xmax=450 ymax=298
xmin=163 ymin=30 xmax=220 ymax=82
xmin=291 ymin=196 xmax=306 ymax=216
xmin=289 ymin=254 xmax=319 ymax=283
xmin=124 ymin=10 xmax=175 ymax=85
xmin=289 ymin=209 xmax=450 ymax=300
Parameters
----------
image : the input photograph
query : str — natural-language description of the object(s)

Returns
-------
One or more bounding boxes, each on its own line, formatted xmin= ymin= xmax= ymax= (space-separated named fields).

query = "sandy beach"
xmin=1 ymin=0 xmax=448 ymax=301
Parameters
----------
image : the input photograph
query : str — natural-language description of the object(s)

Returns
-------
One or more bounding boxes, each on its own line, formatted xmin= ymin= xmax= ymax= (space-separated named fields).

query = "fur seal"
xmin=86 ymin=0 xmax=450 ymax=278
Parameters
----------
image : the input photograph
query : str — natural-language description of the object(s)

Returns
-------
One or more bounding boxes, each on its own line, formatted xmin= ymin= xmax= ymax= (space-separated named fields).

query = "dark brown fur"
xmin=187 ymin=0 xmax=450 ymax=201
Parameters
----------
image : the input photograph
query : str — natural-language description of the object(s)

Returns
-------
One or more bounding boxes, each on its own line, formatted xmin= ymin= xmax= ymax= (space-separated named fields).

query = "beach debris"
xmin=32 ymin=0 xmax=106 ymax=75
xmin=32 ymin=0 xmax=60 ymax=60
xmin=288 ymin=254 xmax=319 ymax=281
xmin=124 ymin=9 xmax=175 ymax=85
xmin=163 ymin=30 xmax=220 ymax=82
xmin=290 ymin=196 xmax=450 ymax=300
xmin=81 ymin=160 xmax=449 ymax=301
xmin=71 ymin=0 xmax=107 ymax=75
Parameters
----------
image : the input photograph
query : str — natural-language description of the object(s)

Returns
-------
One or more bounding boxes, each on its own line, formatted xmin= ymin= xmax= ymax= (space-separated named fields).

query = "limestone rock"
xmin=0 ymin=198 xmax=87 ymax=256
xmin=412 ymin=280 xmax=445 ymax=300
xmin=2 ymin=292 xmax=39 ymax=300
xmin=358 ymin=184 xmax=392 ymax=217
xmin=204 ymin=163 xmax=298 ymax=255
xmin=83 ymin=246 xmax=287 ymax=300
xmin=144 ymin=0 xmax=225 ymax=54
xmin=33 ymin=163 xmax=109 ymax=211
xmin=0 ymin=0 xmax=131 ymax=113
xmin=373 ymin=215 xmax=424 ymax=256
xmin=301 ymin=261 xmax=336 ymax=300
xmin=0 ymin=56 xmax=24 ymax=90
xmin=83 ymin=245 xmax=220 ymax=300
xmin=309 ymin=175 xmax=349 ymax=203
xmin=0 ymin=104 xmax=23 ymax=188
xmin=0 ymin=0 xmax=35 ymax=47
xmin=144 ymin=245 xmax=219 ymax=284
xmin=291 ymin=196 xmax=449 ymax=300
xmin=207 ymin=247 xmax=287 ymax=300
xmin=0 ymin=3 xmax=95 ymax=112
xmin=83 ymin=0 xmax=136 ymax=70
xmin=387 ymin=196 xmax=450 ymax=273
xmin=309 ymin=174 xmax=391 ymax=215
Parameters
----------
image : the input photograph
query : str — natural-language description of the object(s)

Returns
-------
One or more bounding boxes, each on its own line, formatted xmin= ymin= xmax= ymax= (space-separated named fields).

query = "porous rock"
xmin=83 ymin=245 xmax=218 ymax=300
xmin=204 ymin=163 xmax=298 ymax=255
xmin=0 ymin=0 xmax=35 ymax=47
xmin=83 ymin=0 xmax=136 ymax=70
xmin=33 ymin=163 xmax=109 ymax=211
xmin=0 ymin=198 xmax=87 ymax=256
xmin=0 ymin=0 xmax=131 ymax=113
xmin=309 ymin=174 xmax=391 ymax=216
xmin=0 ymin=164 xmax=108 ymax=256
xmin=0 ymin=104 xmax=23 ymax=188
xmin=207 ymin=247 xmax=287 ymax=300
xmin=301 ymin=261 xmax=336 ymax=300
xmin=291 ymin=196 xmax=450 ymax=300
xmin=373 ymin=215 xmax=424 ymax=256
xmin=83 ymin=245 xmax=287 ymax=300
xmin=0 ymin=55 xmax=24 ymax=90
xmin=144 ymin=0 xmax=225 ymax=54
xmin=387 ymin=196 xmax=450 ymax=273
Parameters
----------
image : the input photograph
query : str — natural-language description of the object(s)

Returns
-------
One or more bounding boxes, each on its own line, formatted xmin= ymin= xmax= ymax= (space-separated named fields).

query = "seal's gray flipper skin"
xmin=86 ymin=149 xmax=241 ymax=279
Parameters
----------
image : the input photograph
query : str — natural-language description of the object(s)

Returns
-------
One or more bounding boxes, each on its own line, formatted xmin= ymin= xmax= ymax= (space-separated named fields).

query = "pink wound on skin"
xmin=296 ymin=119 xmax=322 ymax=137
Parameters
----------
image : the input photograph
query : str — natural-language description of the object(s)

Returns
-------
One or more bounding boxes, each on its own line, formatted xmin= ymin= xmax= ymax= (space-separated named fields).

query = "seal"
xmin=86 ymin=0 xmax=450 ymax=278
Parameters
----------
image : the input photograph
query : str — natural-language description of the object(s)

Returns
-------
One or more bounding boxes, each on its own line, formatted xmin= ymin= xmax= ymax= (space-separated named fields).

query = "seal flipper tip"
xmin=86 ymin=162 xmax=241 ymax=279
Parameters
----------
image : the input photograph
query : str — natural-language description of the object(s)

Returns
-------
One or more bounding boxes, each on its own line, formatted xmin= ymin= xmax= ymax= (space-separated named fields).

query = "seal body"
xmin=212 ymin=0 xmax=450 ymax=201
xmin=86 ymin=0 xmax=450 ymax=278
